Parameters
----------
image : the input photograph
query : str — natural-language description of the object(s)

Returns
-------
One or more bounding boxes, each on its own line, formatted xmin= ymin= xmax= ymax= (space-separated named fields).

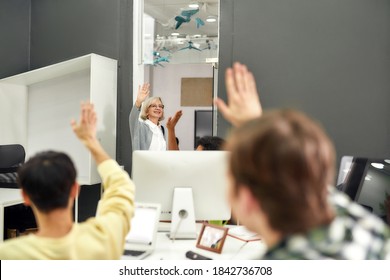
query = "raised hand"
xmin=71 ymin=101 xmax=109 ymax=164
xmin=167 ymin=110 xmax=183 ymax=150
xmin=166 ymin=110 xmax=183 ymax=131
xmin=135 ymin=83 xmax=151 ymax=108
xmin=215 ymin=62 xmax=262 ymax=127
xmin=71 ymin=101 xmax=97 ymax=144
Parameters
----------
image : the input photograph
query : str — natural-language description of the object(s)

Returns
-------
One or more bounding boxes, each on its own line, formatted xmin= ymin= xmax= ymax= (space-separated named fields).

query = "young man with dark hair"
xmin=216 ymin=62 xmax=390 ymax=259
xmin=0 ymin=102 xmax=135 ymax=259
xmin=18 ymin=152 xmax=77 ymax=213
xmin=195 ymin=136 xmax=225 ymax=151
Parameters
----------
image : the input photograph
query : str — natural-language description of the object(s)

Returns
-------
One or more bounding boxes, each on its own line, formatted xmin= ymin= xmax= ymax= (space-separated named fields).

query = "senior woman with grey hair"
xmin=129 ymin=83 xmax=182 ymax=151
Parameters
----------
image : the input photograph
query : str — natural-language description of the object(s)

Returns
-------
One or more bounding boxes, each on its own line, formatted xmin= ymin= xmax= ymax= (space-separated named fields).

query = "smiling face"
xmin=147 ymin=101 xmax=164 ymax=122
xmin=140 ymin=97 xmax=165 ymax=123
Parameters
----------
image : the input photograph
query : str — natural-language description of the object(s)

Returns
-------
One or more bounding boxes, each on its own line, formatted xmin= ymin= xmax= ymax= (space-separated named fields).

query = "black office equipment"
xmin=194 ymin=110 xmax=213 ymax=149
xmin=337 ymin=156 xmax=390 ymax=225
xmin=0 ymin=144 xmax=25 ymax=188
xmin=185 ymin=250 xmax=213 ymax=260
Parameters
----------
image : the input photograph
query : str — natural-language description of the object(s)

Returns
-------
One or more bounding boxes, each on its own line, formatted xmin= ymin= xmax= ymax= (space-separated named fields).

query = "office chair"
xmin=0 ymin=144 xmax=25 ymax=189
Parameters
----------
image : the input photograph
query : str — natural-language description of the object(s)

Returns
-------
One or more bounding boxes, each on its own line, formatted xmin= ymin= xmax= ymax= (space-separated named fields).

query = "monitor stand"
xmin=169 ymin=187 xmax=197 ymax=240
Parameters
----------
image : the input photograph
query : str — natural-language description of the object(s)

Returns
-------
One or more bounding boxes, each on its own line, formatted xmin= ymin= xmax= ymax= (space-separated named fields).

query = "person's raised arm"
xmin=72 ymin=102 xmax=135 ymax=259
xmin=215 ymin=62 xmax=263 ymax=127
xmin=71 ymin=102 xmax=110 ymax=164
xmin=135 ymin=83 xmax=151 ymax=109
xmin=166 ymin=110 xmax=183 ymax=150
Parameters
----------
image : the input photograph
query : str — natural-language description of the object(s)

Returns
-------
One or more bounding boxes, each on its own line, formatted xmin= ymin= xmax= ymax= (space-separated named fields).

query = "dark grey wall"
xmin=30 ymin=0 xmax=134 ymax=171
xmin=218 ymin=0 xmax=390 ymax=163
xmin=0 ymin=0 xmax=30 ymax=78
xmin=31 ymin=0 xmax=119 ymax=68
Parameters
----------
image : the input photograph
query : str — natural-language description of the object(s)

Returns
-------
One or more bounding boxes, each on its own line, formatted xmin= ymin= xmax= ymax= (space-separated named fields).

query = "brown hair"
xmin=227 ymin=109 xmax=335 ymax=235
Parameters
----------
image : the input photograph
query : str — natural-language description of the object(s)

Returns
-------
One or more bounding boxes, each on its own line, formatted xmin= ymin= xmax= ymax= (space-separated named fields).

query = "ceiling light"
xmin=385 ymin=159 xmax=390 ymax=164
xmin=189 ymin=3 xmax=199 ymax=9
xmin=371 ymin=163 xmax=384 ymax=169
xmin=171 ymin=32 xmax=180 ymax=36
xmin=206 ymin=16 xmax=217 ymax=23
xmin=364 ymin=175 xmax=372 ymax=181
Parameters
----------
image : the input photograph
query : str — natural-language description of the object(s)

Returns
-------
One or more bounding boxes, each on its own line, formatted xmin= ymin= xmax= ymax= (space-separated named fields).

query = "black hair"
xmin=17 ymin=151 xmax=77 ymax=213
xmin=196 ymin=136 xmax=225 ymax=151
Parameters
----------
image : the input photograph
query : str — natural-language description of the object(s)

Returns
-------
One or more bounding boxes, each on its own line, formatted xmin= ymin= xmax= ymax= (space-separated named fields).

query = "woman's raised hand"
xmin=135 ymin=83 xmax=151 ymax=108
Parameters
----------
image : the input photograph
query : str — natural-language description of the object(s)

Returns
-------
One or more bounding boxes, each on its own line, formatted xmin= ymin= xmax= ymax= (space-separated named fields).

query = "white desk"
xmin=148 ymin=232 xmax=265 ymax=260
xmin=0 ymin=188 xmax=24 ymax=241
xmin=122 ymin=223 xmax=267 ymax=260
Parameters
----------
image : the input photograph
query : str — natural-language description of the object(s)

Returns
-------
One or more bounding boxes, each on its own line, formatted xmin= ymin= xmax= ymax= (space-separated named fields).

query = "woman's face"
xmin=147 ymin=101 xmax=164 ymax=120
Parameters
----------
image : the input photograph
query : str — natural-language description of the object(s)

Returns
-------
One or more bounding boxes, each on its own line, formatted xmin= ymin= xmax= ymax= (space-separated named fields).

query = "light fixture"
xmin=365 ymin=175 xmax=372 ymax=181
xmin=171 ymin=32 xmax=180 ymax=36
xmin=206 ymin=16 xmax=217 ymax=23
xmin=385 ymin=159 xmax=390 ymax=164
xmin=371 ymin=163 xmax=384 ymax=169
xmin=188 ymin=2 xmax=199 ymax=9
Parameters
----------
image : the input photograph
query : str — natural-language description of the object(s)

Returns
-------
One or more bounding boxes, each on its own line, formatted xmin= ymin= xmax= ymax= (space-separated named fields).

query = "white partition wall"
xmin=0 ymin=84 xmax=28 ymax=146
xmin=0 ymin=54 xmax=117 ymax=185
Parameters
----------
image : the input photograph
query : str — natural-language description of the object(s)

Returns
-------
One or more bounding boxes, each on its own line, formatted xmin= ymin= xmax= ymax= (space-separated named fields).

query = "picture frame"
xmin=196 ymin=223 xmax=228 ymax=254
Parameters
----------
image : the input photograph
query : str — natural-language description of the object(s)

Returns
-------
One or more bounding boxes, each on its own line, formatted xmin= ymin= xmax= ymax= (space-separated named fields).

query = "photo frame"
xmin=196 ymin=223 xmax=228 ymax=254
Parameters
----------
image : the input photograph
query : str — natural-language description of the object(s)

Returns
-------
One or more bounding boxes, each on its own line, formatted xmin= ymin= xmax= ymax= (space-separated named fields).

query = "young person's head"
xmin=140 ymin=97 xmax=165 ymax=122
xmin=196 ymin=136 xmax=225 ymax=151
xmin=17 ymin=151 xmax=77 ymax=213
xmin=226 ymin=109 xmax=335 ymax=238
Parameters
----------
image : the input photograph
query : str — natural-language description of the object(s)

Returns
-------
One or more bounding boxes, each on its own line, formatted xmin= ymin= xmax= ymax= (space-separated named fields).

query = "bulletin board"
xmin=181 ymin=78 xmax=213 ymax=106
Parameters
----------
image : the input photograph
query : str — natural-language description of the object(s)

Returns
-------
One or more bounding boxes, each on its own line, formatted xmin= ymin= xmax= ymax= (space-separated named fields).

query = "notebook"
xmin=122 ymin=202 xmax=161 ymax=260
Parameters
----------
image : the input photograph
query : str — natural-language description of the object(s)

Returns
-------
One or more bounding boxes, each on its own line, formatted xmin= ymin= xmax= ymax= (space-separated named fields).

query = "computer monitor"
xmin=337 ymin=156 xmax=390 ymax=225
xmin=131 ymin=151 xmax=231 ymax=239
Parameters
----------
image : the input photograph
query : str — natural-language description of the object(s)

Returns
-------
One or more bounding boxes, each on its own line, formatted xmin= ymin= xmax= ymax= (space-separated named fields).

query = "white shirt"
xmin=145 ymin=120 xmax=167 ymax=151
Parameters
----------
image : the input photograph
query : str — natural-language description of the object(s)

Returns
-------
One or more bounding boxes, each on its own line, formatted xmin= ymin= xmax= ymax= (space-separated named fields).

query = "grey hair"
xmin=140 ymin=96 xmax=165 ymax=121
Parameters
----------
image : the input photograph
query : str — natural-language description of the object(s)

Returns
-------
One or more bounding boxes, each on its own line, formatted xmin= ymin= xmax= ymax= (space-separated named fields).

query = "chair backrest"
xmin=0 ymin=144 xmax=25 ymax=168
xmin=0 ymin=144 xmax=26 ymax=188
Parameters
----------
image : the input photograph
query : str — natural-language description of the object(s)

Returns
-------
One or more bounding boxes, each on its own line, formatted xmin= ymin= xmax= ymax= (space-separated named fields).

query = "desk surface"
xmin=122 ymin=223 xmax=266 ymax=260
xmin=0 ymin=188 xmax=23 ymax=206
xmin=0 ymin=192 xmax=267 ymax=259
xmin=150 ymin=232 xmax=265 ymax=260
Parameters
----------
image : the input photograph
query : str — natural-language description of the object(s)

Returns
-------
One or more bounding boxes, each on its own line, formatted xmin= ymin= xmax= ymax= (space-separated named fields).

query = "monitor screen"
xmin=337 ymin=156 xmax=390 ymax=225
xmin=131 ymin=151 xmax=231 ymax=221
xmin=194 ymin=110 xmax=213 ymax=149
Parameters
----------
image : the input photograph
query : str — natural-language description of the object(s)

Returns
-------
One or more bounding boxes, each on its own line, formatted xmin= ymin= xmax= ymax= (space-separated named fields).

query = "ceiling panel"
xmin=145 ymin=0 xmax=219 ymax=38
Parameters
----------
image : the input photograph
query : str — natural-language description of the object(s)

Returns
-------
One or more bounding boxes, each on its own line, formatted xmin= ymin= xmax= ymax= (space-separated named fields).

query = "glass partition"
xmin=133 ymin=0 xmax=220 ymax=150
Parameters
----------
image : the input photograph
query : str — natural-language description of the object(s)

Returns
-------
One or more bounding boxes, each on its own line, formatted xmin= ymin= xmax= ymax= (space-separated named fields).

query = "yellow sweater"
xmin=0 ymin=159 xmax=135 ymax=259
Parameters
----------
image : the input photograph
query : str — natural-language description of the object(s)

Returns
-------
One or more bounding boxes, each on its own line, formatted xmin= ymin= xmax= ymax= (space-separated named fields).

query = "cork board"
xmin=181 ymin=78 xmax=213 ymax=106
